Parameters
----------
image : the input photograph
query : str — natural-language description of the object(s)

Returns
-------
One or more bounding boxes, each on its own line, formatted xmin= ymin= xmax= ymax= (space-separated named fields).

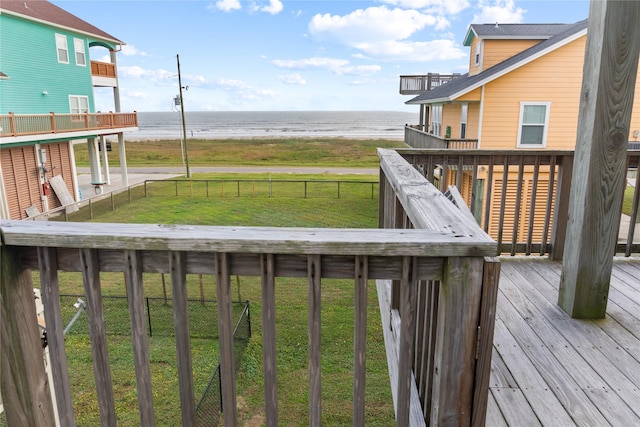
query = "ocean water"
xmin=126 ymin=111 xmax=417 ymax=140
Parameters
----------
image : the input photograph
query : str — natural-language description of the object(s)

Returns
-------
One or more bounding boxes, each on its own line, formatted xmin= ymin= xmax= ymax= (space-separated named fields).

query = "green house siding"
xmin=0 ymin=14 xmax=95 ymax=115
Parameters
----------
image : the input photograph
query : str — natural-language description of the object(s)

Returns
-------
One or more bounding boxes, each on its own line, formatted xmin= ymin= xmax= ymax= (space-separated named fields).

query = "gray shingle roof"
xmin=1 ymin=0 xmax=122 ymax=44
xmin=465 ymin=23 xmax=571 ymax=45
xmin=408 ymin=19 xmax=588 ymax=105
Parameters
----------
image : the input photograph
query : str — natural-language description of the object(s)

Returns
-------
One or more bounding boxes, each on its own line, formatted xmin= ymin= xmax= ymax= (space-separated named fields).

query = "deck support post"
xmin=0 ymin=244 xmax=56 ymax=426
xmin=559 ymin=0 xmax=640 ymax=318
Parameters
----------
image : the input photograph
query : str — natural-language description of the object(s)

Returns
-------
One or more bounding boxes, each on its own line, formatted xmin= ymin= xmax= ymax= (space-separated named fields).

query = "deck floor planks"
xmin=486 ymin=391 xmax=509 ymax=427
xmin=501 ymin=261 xmax=635 ymax=425
xmin=495 ymin=268 xmax=611 ymax=425
xmin=517 ymin=260 xmax=640 ymax=394
xmin=509 ymin=260 xmax=640 ymax=418
xmin=487 ymin=258 xmax=640 ymax=426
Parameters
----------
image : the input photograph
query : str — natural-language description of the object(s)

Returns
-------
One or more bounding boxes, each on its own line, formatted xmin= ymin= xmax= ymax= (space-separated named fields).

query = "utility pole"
xmin=176 ymin=54 xmax=191 ymax=178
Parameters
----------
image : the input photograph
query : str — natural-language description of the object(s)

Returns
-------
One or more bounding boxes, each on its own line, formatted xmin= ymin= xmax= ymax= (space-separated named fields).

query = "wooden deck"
xmin=488 ymin=257 xmax=640 ymax=426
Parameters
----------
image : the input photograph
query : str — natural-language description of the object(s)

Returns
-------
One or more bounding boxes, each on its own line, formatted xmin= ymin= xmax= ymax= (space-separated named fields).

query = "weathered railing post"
xmin=0 ymin=244 xmax=56 ymax=426
xmin=550 ymin=155 xmax=573 ymax=261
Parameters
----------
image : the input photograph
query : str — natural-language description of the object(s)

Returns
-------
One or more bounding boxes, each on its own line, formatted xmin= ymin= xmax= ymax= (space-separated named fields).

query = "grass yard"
xmin=73 ymin=137 xmax=404 ymax=167
xmin=50 ymin=175 xmax=395 ymax=425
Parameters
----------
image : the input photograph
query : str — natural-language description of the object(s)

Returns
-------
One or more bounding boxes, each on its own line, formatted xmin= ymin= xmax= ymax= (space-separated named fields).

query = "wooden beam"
xmin=1 ymin=245 xmax=56 ymax=426
xmin=559 ymin=0 xmax=640 ymax=318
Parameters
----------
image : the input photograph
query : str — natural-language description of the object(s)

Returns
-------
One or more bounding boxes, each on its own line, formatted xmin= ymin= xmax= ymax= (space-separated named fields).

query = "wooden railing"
xmin=399 ymin=73 xmax=462 ymax=95
xmin=0 ymin=112 xmax=137 ymax=138
xmin=0 ymin=151 xmax=498 ymax=426
xmin=405 ymin=126 xmax=478 ymax=149
xmin=396 ymin=148 xmax=640 ymax=257
xmin=378 ymin=148 xmax=499 ymax=425
xmin=91 ymin=60 xmax=116 ymax=78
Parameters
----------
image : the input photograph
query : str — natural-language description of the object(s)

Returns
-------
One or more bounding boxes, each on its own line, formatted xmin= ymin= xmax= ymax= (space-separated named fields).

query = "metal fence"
xmin=60 ymin=294 xmax=248 ymax=339
xmin=55 ymin=294 xmax=251 ymax=426
xmin=195 ymin=302 xmax=251 ymax=426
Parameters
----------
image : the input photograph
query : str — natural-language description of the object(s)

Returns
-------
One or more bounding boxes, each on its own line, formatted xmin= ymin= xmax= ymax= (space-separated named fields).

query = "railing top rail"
xmin=395 ymin=147 xmax=577 ymax=157
xmin=0 ymin=220 xmax=496 ymax=257
xmin=378 ymin=148 xmax=495 ymax=245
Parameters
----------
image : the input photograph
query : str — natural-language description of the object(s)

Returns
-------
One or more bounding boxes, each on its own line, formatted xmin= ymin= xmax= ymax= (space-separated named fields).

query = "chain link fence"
xmin=0 ymin=295 xmax=252 ymax=426
xmin=60 ymin=294 xmax=248 ymax=339
xmin=195 ymin=302 xmax=251 ymax=426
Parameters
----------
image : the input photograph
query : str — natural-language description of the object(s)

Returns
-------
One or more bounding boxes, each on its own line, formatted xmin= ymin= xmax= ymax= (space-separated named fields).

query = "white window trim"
xmin=56 ymin=34 xmax=69 ymax=64
xmin=460 ymin=103 xmax=468 ymax=139
xmin=517 ymin=102 xmax=551 ymax=148
xmin=431 ymin=105 xmax=443 ymax=137
xmin=474 ymin=41 xmax=481 ymax=66
xmin=69 ymin=95 xmax=90 ymax=114
xmin=74 ymin=38 xmax=86 ymax=66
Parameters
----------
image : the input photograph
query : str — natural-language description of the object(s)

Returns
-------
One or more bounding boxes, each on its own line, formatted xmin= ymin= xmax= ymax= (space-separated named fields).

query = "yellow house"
xmin=401 ymin=19 xmax=640 ymax=245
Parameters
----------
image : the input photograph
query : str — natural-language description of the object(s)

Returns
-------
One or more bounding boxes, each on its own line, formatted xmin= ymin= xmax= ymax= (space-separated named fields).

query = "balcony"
xmin=0 ymin=111 xmax=138 ymax=143
xmin=0 ymin=150 xmax=499 ymax=426
xmin=399 ymin=73 xmax=462 ymax=95
xmin=91 ymin=60 xmax=117 ymax=87
xmin=405 ymin=125 xmax=479 ymax=149
xmin=2 ymin=148 xmax=639 ymax=426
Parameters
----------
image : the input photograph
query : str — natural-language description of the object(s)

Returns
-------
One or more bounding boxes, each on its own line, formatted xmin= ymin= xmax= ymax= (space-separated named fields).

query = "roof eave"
xmin=414 ymin=26 xmax=587 ymax=105
xmin=0 ymin=8 xmax=124 ymax=46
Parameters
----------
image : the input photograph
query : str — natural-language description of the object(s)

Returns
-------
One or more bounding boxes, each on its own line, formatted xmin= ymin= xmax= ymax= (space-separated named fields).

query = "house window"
xmin=74 ymin=38 xmax=86 ymax=66
xmin=56 ymin=34 xmax=69 ymax=63
xmin=431 ymin=105 xmax=442 ymax=136
xmin=460 ymin=103 xmax=468 ymax=139
xmin=69 ymin=95 xmax=89 ymax=119
xmin=475 ymin=42 xmax=481 ymax=66
xmin=517 ymin=102 xmax=550 ymax=147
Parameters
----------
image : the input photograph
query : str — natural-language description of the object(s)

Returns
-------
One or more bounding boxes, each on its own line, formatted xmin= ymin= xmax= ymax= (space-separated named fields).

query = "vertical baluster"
xmin=470 ymin=155 xmax=479 ymax=221
xmin=626 ymin=156 xmax=640 ymax=256
xmin=496 ymin=157 xmax=510 ymax=255
xmin=216 ymin=252 xmax=238 ymax=426
xmin=482 ymin=156 xmax=495 ymax=233
xmin=423 ymin=280 xmax=439 ymax=419
xmin=511 ymin=157 xmax=525 ymax=256
xmin=80 ymin=248 xmax=116 ymax=426
xmin=526 ymin=157 xmax=541 ymax=255
xmin=261 ymin=253 xmax=278 ymax=426
xmin=124 ymin=250 xmax=155 ymax=426
xmin=353 ymin=255 xmax=368 ymax=427
xmin=396 ymin=256 xmax=417 ymax=426
xmin=169 ymin=251 xmax=196 ymax=426
xmin=308 ymin=254 xmax=322 ymax=427
xmin=541 ymin=155 xmax=558 ymax=255
xmin=38 ymin=247 xmax=76 ymax=426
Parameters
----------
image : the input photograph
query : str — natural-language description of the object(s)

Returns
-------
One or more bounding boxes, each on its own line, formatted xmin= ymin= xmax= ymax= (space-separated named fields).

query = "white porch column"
xmin=99 ymin=136 xmax=111 ymax=185
xmin=118 ymin=133 xmax=129 ymax=187
xmin=87 ymin=138 xmax=103 ymax=184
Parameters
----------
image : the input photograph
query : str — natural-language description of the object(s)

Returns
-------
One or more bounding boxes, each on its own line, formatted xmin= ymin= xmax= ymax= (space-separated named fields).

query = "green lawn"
xmin=54 ymin=176 xmax=395 ymax=426
xmin=73 ymin=137 xmax=404 ymax=167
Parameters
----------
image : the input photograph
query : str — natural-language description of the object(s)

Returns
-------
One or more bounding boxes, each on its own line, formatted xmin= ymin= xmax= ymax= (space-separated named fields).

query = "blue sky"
xmin=54 ymin=0 xmax=590 ymax=112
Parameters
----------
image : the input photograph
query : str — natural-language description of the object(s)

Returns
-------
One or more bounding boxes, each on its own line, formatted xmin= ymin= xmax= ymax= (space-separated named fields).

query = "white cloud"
xmin=120 ymin=45 xmax=148 ymax=57
xmin=307 ymin=6 xmax=468 ymax=61
xmin=473 ymin=0 xmax=525 ymax=24
xmin=380 ymin=0 xmax=471 ymax=15
xmin=353 ymin=39 xmax=466 ymax=61
xmin=119 ymin=66 xmax=208 ymax=88
xmin=309 ymin=6 xmax=437 ymax=44
xmin=278 ymin=73 xmax=306 ymax=85
xmin=272 ymin=57 xmax=381 ymax=76
xmin=260 ymin=0 xmax=283 ymax=15
xmin=216 ymin=78 xmax=276 ymax=99
xmin=213 ymin=0 xmax=241 ymax=12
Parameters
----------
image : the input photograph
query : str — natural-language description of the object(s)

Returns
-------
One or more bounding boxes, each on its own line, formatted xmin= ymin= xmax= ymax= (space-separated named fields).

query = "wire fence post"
xmin=146 ymin=297 xmax=153 ymax=337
